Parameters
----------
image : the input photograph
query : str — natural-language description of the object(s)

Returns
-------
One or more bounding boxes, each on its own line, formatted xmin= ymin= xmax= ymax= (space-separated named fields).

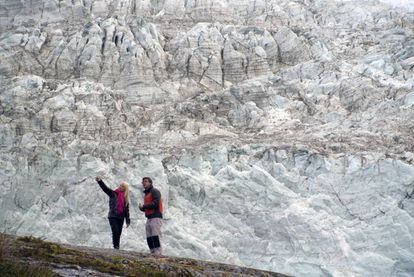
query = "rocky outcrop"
xmin=0 ymin=234 xmax=287 ymax=276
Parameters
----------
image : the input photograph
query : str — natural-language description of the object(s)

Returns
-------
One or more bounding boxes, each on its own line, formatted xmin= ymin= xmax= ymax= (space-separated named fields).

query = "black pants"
xmin=108 ymin=218 xmax=124 ymax=249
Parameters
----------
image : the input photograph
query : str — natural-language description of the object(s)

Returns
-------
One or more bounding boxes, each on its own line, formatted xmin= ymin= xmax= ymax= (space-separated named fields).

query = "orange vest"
xmin=144 ymin=190 xmax=163 ymax=217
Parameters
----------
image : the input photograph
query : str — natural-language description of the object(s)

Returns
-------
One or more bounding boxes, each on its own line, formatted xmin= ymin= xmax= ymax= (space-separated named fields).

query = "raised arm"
xmin=95 ymin=177 xmax=113 ymax=197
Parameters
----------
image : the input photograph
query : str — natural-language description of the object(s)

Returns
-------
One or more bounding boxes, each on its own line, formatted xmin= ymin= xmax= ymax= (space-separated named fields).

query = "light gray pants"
xmin=145 ymin=218 xmax=162 ymax=255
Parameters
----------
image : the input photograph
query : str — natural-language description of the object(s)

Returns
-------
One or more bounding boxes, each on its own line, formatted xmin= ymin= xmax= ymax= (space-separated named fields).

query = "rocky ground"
xmin=0 ymin=234 xmax=287 ymax=276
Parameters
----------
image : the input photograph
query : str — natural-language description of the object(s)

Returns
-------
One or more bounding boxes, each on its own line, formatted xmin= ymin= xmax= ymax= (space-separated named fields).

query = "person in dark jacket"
xmin=139 ymin=177 xmax=163 ymax=255
xmin=95 ymin=176 xmax=130 ymax=249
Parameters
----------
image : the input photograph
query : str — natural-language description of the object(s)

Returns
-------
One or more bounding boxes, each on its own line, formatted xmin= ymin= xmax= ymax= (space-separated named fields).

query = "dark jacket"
xmin=141 ymin=186 xmax=163 ymax=219
xmin=97 ymin=180 xmax=130 ymax=225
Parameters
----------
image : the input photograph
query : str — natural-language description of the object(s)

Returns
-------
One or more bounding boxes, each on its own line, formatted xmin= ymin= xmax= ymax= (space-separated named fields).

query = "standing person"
xmin=95 ymin=176 xmax=130 ymax=249
xmin=139 ymin=177 xmax=163 ymax=255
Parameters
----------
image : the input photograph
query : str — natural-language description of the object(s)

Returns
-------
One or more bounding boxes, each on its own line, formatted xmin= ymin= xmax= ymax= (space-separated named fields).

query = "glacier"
xmin=1 ymin=0 xmax=414 ymax=276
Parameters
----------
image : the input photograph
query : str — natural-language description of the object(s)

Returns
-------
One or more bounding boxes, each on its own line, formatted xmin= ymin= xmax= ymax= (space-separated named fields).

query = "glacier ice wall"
xmin=1 ymin=0 xmax=414 ymax=276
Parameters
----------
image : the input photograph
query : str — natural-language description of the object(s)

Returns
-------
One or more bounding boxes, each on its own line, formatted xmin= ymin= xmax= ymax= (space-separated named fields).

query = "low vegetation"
xmin=0 ymin=234 xmax=286 ymax=277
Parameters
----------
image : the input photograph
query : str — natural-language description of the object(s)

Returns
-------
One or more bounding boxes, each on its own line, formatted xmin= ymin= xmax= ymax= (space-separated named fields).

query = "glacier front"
xmin=1 ymin=0 xmax=414 ymax=276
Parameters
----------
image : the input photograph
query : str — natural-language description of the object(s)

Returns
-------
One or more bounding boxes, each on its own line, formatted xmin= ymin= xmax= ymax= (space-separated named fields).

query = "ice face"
xmin=1 ymin=0 xmax=414 ymax=276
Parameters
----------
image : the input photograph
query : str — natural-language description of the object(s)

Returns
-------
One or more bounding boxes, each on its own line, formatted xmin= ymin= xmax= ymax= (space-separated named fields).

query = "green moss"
xmin=7 ymin=235 xmax=201 ymax=276
xmin=174 ymin=260 xmax=204 ymax=272
xmin=0 ymin=260 xmax=56 ymax=277
xmin=17 ymin=236 xmax=45 ymax=244
xmin=14 ymin=238 xmax=169 ymax=276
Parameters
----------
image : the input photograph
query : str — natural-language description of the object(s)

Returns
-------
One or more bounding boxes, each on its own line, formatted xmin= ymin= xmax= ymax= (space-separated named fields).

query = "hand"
xmin=139 ymin=203 xmax=144 ymax=211
xmin=95 ymin=176 xmax=101 ymax=182
xmin=126 ymin=223 xmax=130 ymax=228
